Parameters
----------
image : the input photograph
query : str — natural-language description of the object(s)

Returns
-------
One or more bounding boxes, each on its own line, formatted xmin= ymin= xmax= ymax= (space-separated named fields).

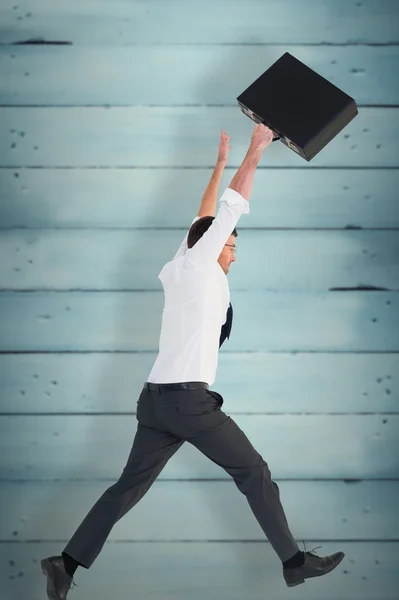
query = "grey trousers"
xmin=63 ymin=383 xmax=300 ymax=568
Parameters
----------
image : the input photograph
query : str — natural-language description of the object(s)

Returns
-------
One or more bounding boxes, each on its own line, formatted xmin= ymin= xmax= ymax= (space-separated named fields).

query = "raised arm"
xmin=198 ymin=130 xmax=231 ymax=217
xmin=186 ymin=124 xmax=274 ymax=268
xmin=172 ymin=131 xmax=231 ymax=260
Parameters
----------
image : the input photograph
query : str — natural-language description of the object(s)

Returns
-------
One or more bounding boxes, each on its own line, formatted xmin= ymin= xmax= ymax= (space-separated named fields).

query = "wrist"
xmin=246 ymin=144 xmax=264 ymax=164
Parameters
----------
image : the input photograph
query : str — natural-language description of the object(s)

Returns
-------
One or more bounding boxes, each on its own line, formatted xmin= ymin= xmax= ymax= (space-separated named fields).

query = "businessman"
xmin=41 ymin=124 xmax=344 ymax=599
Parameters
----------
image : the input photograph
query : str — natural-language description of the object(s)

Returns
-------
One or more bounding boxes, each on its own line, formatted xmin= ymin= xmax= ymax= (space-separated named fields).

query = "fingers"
xmin=254 ymin=123 xmax=272 ymax=134
xmin=220 ymin=130 xmax=232 ymax=147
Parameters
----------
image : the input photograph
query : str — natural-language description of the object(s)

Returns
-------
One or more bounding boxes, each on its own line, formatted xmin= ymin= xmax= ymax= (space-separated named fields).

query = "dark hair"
xmin=187 ymin=216 xmax=238 ymax=249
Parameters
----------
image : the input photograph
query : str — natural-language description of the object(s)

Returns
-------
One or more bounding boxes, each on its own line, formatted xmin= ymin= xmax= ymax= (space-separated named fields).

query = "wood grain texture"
xmin=0 ymin=291 xmax=397 ymax=352
xmin=2 ymin=480 xmax=398 ymax=540
xmin=1 ymin=45 xmax=398 ymax=106
xmin=0 ymin=0 xmax=398 ymax=44
xmin=1 ymin=414 xmax=397 ymax=480
xmin=1 ymin=542 xmax=398 ymax=600
xmin=1 ymin=107 xmax=397 ymax=168
xmin=1 ymin=1 xmax=398 ymax=598
xmin=0 ymin=353 xmax=397 ymax=414
xmin=1 ymin=229 xmax=398 ymax=291
xmin=0 ymin=168 xmax=398 ymax=229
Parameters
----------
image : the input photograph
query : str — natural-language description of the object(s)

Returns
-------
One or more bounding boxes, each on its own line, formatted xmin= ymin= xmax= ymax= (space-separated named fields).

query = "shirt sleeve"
xmin=172 ymin=216 xmax=201 ymax=261
xmin=185 ymin=187 xmax=249 ymax=268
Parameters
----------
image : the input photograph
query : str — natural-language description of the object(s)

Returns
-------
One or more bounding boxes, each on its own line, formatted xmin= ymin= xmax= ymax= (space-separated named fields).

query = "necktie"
xmin=219 ymin=302 xmax=233 ymax=348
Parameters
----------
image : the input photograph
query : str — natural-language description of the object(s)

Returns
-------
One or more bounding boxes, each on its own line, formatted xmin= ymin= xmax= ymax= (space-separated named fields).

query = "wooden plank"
xmin=0 ymin=107 xmax=397 ymax=168
xmin=1 ymin=414 xmax=397 ymax=480
xmin=0 ymin=291 xmax=397 ymax=352
xmin=0 ymin=352 xmax=397 ymax=414
xmin=1 ymin=229 xmax=398 ymax=291
xmin=1 ymin=480 xmax=398 ymax=540
xmin=0 ymin=0 xmax=398 ymax=45
xmin=0 ymin=168 xmax=398 ymax=229
xmin=1 ymin=46 xmax=398 ymax=106
xmin=2 ymin=541 xmax=398 ymax=600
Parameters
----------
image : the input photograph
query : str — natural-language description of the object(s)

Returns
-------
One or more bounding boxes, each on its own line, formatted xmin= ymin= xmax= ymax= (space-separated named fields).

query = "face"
xmin=217 ymin=234 xmax=236 ymax=275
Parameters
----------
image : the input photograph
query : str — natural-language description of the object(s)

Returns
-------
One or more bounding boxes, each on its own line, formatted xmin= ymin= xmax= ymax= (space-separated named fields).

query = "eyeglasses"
xmin=225 ymin=244 xmax=237 ymax=254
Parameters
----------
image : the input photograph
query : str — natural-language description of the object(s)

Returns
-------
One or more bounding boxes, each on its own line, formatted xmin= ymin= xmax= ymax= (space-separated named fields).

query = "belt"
xmin=143 ymin=381 xmax=209 ymax=392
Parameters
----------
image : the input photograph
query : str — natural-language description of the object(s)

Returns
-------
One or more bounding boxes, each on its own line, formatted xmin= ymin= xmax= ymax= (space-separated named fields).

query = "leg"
xmin=165 ymin=396 xmax=299 ymax=563
xmin=63 ymin=422 xmax=184 ymax=568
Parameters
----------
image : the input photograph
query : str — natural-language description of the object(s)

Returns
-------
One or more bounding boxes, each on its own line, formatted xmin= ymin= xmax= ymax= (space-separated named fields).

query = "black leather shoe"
xmin=41 ymin=555 xmax=77 ymax=600
xmin=283 ymin=546 xmax=345 ymax=587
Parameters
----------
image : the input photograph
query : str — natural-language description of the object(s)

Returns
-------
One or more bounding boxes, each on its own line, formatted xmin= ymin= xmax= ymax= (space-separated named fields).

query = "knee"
xmin=103 ymin=470 xmax=133 ymax=496
xmin=232 ymin=460 xmax=273 ymax=492
xmin=254 ymin=455 xmax=273 ymax=480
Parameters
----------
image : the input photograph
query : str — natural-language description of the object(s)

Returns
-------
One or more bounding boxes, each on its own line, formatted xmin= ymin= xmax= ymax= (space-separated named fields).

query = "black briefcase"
xmin=237 ymin=52 xmax=358 ymax=161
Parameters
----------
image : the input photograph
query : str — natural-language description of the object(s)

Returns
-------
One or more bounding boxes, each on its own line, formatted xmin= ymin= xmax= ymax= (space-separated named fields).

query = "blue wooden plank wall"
xmin=0 ymin=1 xmax=398 ymax=599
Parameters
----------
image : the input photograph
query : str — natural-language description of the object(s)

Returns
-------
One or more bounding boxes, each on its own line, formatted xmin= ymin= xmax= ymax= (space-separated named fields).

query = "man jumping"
xmin=41 ymin=124 xmax=344 ymax=599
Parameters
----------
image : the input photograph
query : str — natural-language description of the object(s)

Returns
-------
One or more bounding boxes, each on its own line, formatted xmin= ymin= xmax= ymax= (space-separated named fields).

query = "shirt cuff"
xmin=219 ymin=187 xmax=250 ymax=214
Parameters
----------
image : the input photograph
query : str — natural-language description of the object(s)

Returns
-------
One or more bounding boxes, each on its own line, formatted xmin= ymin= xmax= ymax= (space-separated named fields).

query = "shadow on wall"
xmin=10 ymin=38 xmax=398 ymax=599
xmin=15 ymin=40 xmax=283 ymax=595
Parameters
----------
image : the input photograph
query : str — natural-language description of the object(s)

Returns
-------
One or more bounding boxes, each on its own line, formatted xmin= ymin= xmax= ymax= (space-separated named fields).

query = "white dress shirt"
xmin=147 ymin=187 xmax=250 ymax=386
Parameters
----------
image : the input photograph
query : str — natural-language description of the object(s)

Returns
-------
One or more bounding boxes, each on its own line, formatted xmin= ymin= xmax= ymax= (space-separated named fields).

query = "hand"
xmin=250 ymin=123 xmax=274 ymax=151
xmin=217 ymin=130 xmax=232 ymax=166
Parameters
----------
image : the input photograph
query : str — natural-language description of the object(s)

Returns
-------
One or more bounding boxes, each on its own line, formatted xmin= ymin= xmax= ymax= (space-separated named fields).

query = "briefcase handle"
xmin=258 ymin=121 xmax=281 ymax=142
xmin=239 ymin=106 xmax=281 ymax=142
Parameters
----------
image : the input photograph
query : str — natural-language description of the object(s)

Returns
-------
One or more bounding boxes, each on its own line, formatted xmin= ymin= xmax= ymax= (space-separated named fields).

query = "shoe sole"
xmin=286 ymin=578 xmax=305 ymax=588
xmin=41 ymin=559 xmax=60 ymax=600
xmin=285 ymin=552 xmax=345 ymax=587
